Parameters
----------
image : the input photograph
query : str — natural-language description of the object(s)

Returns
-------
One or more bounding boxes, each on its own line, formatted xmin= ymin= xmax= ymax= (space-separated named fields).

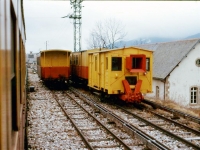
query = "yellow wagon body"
xmin=37 ymin=49 xmax=71 ymax=81
xmin=88 ymin=47 xmax=153 ymax=102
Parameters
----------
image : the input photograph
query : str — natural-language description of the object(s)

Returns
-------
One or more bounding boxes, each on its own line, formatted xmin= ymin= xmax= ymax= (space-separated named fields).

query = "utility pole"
xmin=69 ymin=0 xmax=83 ymax=52
xmin=46 ymin=41 xmax=48 ymax=50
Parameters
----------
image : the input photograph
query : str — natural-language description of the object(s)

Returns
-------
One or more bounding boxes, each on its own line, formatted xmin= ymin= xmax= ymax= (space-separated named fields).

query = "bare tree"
xmin=87 ymin=18 xmax=126 ymax=49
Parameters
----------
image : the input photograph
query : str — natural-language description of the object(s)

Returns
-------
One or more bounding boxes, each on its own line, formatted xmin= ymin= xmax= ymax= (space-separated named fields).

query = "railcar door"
xmin=92 ymin=53 xmax=100 ymax=89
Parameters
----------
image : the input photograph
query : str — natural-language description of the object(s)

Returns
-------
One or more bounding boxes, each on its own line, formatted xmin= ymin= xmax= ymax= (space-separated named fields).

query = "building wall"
xmin=145 ymin=79 xmax=165 ymax=100
xmin=168 ymin=43 xmax=200 ymax=107
xmin=26 ymin=52 xmax=37 ymax=64
xmin=146 ymin=42 xmax=200 ymax=108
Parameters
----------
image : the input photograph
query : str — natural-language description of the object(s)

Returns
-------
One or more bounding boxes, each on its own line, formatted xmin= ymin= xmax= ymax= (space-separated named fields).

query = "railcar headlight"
xmin=115 ymin=73 xmax=118 ymax=79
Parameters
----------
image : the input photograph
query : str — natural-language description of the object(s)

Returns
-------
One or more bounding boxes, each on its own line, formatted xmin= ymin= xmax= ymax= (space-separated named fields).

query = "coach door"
xmin=93 ymin=54 xmax=100 ymax=89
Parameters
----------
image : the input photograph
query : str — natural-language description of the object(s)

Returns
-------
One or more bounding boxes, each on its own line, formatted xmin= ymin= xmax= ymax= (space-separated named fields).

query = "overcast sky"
xmin=24 ymin=1 xmax=200 ymax=53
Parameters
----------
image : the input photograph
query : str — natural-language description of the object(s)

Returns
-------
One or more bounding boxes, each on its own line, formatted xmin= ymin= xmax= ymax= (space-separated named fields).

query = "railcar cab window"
xmin=112 ymin=57 xmax=122 ymax=71
xmin=132 ymin=58 xmax=142 ymax=69
xmin=126 ymin=54 xmax=146 ymax=73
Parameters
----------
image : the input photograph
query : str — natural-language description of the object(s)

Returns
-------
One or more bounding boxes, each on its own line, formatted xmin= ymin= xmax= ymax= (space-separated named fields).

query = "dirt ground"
xmin=146 ymin=98 xmax=200 ymax=118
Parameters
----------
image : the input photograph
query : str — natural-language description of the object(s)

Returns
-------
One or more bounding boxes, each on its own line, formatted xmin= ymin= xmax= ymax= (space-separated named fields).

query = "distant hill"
xmin=185 ymin=33 xmax=200 ymax=39
xmin=114 ymin=37 xmax=178 ymax=48
xmin=114 ymin=33 xmax=200 ymax=48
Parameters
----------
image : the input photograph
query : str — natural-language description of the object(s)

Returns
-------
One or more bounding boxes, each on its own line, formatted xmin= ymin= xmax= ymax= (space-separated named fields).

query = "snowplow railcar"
xmin=88 ymin=47 xmax=153 ymax=103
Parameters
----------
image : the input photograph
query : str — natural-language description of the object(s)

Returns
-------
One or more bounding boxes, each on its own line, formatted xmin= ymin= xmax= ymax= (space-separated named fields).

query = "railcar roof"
xmin=88 ymin=46 xmax=153 ymax=54
xmin=135 ymin=38 xmax=200 ymax=80
xmin=40 ymin=49 xmax=71 ymax=53
xmin=72 ymin=48 xmax=105 ymax=53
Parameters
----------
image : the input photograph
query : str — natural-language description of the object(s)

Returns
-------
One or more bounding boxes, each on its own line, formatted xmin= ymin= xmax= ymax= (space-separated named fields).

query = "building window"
xmin=191 ymin=87 xmax=197 ymax=104
xmin=196 ymin=59 xmax=200 ymax=67
xmin=146 ymin=58 xmax=150 ymax=71
xmin=156 ymin=86 xmax=159 ymax=99
xmin=112 ymin=57 xmax=122 ymax=71
xmin=28 ymin=54 xmax=34 ymax=58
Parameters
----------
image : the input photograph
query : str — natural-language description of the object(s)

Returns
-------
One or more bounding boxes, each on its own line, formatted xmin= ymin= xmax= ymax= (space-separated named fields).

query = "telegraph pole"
xmin=69 ymin=0 xmax=83 ymax=52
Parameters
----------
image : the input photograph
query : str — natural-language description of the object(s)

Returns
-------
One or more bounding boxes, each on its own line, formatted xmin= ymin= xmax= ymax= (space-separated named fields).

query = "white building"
xmin=26 ymin=51 xmax=37 ymax=66
xmin=137 ymin=38 xmax=200 ymax=108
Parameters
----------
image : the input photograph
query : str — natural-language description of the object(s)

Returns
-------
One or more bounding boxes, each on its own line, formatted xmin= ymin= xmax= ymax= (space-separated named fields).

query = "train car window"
xmin=112 ymin=57 xmax=122 ymax=71
xmin=76 ymin=55 xmax=78 ymax=65
xmin=126 ymin=54 xmax=146 ymax=72
xmin=106 ymin=57 xmax=108 ymax=70
xmin=132 ymin=58 xmax=142 ymax=69
xmin=125 ymin=76 xmax=137 ymax=85
xmin=191 ymin=87 xmax=197 ymax=104
xmin=11 ymin=7 xmax=18 ymax=131
xmin=73 ymin=55 xmax=75 ymax=65
xmin=146 ymin=58 xmax=150 ymax=71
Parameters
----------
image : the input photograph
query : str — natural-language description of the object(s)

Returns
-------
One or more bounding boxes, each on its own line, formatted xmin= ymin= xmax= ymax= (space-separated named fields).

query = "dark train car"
xmin=0 ymin=0 xmax=27 ymax=149
xmin=37 ymin=49 xmax=71 ymax=84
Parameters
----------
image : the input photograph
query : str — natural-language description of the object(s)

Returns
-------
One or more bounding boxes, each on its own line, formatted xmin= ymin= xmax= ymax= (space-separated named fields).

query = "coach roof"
xmin=40 ymin=49 xmax=71 ymax=53
xmin=88 ymin=46 xmax=153 ymax=54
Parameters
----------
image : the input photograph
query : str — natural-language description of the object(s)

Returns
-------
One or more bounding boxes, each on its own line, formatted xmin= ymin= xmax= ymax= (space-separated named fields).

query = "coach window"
xmin=112 ymin=57 xmax=122 ymax=71
xmin=70 ymin=57 xmax=72 ymax=65
xmin=146 ymin=58 xmax=150 ymax=71
xmin=76 ymin=55 xmax=78 ymax=65
xmin=11 ymin=7 xmax=18 ymax=131
xmin=191 ymin=87 xmax=197 ymax=104
xmin=74 ymin=55 xmax=76 ymax=65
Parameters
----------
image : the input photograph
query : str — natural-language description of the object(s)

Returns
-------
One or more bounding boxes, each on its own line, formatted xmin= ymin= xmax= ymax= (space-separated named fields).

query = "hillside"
xmin=115 ymin=33 xmax=200 ymax=48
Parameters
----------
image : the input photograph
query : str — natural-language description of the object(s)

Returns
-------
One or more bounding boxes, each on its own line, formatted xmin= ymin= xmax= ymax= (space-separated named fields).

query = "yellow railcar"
xmin=88 ymin=47 xmax=153 ymax=102
xmin=37 ymin=49 xmax=71 ymax=83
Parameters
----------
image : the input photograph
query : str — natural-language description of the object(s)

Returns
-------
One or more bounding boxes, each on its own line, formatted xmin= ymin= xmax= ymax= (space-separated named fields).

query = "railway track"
xmin=53 ymin=90 xmax=146 ymax=149
xmin=143 ymin=99 xmax=200 ymax=124
xmin=72 ymin=87 xmax=200 ymax=150
xmin=27 ymin=70 xmax=200 ymax=149
xmin=27 ymin=72 xmax=145 ymax=149
xmin=116 ymin=105 xmax=200 ymax=149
